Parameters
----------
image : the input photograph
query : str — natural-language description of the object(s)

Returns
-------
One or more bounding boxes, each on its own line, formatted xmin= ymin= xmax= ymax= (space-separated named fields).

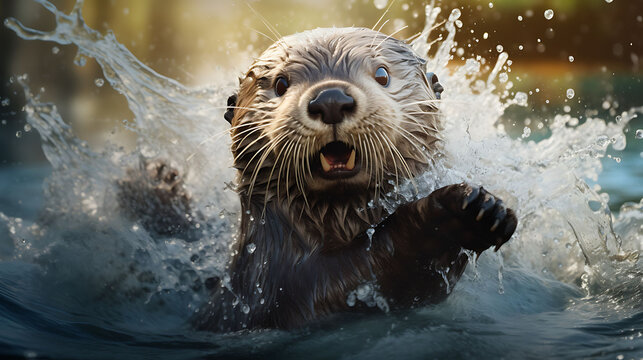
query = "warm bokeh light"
xmin=1 ymin=0 xmax=641 ymax=163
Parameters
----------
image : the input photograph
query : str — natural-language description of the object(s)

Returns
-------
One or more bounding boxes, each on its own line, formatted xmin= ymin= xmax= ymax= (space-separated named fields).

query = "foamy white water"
xmin=0 ymin=0 xmax=641 ymax=359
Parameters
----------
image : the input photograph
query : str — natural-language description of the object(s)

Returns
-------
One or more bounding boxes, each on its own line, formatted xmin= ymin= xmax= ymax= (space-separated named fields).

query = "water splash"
xmin=0 ymin=0 xmax=642 ymax=356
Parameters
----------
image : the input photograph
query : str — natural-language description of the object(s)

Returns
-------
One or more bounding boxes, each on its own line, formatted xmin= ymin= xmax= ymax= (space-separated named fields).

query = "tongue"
xmin=320 ymin=149 xmax=356 ymax=172
xmin=321 ymin=142 xmax=352 ymax=164
xmin=323 ymin=151 xmax=350 ymax=165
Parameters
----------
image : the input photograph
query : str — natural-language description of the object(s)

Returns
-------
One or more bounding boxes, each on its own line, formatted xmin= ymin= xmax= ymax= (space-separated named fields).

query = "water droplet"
xmin=94 ymin=78 xmax=105 ymax=87
xmin=605 ymin=0 xmax=613 ymax=3
xmin=518 ymin=45 xmax=524 ymax=50
xmin=568 ymin=56 xmax=575 ymax=62
xmin=483 ymin=32 xmax=489 ymax=40
xmin=74 ymin=52 xmax=87 ymax=67
xmin=544 ymin=9 xmax=554 ymax=20
xmin=496 ymin=45 xmax=504 ymax=53
xmin=588 ymin=200 xmax=602 ymax=212
xmin=488 ymin=2 xmax=494 ymax=9
xmin=566 ymin=88 xmax=575 ymax=99
xmin=23 ymin=124 xmax=32 ymax=132
xmin=563 ymin=105 xmax=571 ymax=113
xmin=499 ymin=73 xmax=508 ymax=83
xmin=517 ymin=15 xmax=523 ymax=21
xmin=455 ymin=20 xmax=463 ymax=28
xmin=612 ymin=134 xmax=626 ymax=150
xmin=241 ymin=304 xmax=250 ymax=314
xmin=373 ymin=0 xmax=388 ymax=10
xmin=449 ymin=9 xmax=461 ymax=21
xmin=521 ymin=127 xmax=531 ymax=138
xmin=596 ymin=135 xmax=610 ymax=148
xmin=51 ymin=46 xmax=60 ymax=55
xmin=346 ymin=292 xmax=356 ymax=307
xmin=246 ymin=243 xmax=256 ymax=254
xmin=635 ymin=129 xmax=643 ymax=139
xmin=514 ymin=92 xmax=528 ymax=106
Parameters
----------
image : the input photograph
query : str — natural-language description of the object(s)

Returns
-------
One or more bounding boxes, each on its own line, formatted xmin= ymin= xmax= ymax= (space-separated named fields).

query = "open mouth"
xmin=317 ymin=141 xmax=360 ymax=179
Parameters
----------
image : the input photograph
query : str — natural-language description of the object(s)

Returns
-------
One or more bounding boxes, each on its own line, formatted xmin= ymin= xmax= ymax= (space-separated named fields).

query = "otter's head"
xmin=227 ymin=27 xmax=441 ymax=207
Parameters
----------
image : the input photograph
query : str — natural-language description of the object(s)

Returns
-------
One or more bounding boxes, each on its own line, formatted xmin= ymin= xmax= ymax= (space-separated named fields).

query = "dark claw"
xmin=475 ymin=193 xmax=496 ymax=221
xmin=432 ymin=183 xmax=518 ymax=253
xmin=490 ymin=201 xmax=506 ymax=232
xmin=462 ymin=186 xmax=480 ymax=210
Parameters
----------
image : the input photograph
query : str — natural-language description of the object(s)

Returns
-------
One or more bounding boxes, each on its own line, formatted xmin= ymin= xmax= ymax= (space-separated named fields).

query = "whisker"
xmin=371 ymin=0 xmax=397 ymax=32
xmin=398 ymin=116 xmax=439 ymax=130
xmin=276 ymin=137 xmax=297 ymax=202
xmin=294 ymin=140 xmax=310 ymax=209
xmin=200 ymin=118 xmax=271 ymax=147
xmin=263 ymin=136 xmax=291 ymax=211
xmin=380 ymin=131 xmax=418 ymax=193
xmin=246 ymin=131 xmax=291 ymax=205
xmin=246 ymin=2 xmax=282 ymax=40
xmin=380 ymin=122 xmax=432 ymax=164
xmin=241 ymin=130 xmax=289 ymax=184
xmin=235 ymin=123 xmax=288 ymax=160
xmin=404 ymin=31 xmax=422 ymax=43
xmin=373 ymin=130 xmax=399 ymax=190
xmin=304 ymin=136 xmax=314 ymax=180
xmin=375 ymin=25 xmax=409 ymax=50
xmin=246 ymin=26 xmax=277 ymax=43
xmin=186 ymin=118 xmax=272 ymax=162
xmin=369 ymin=132 xmax=385 ymax=199
xmin=366 ymin=134 xmax=381 ymax=200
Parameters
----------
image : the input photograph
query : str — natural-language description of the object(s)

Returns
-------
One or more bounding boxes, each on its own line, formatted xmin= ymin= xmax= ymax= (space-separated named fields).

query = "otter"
xmin=118 ymin=27 xmax=517 ymax=331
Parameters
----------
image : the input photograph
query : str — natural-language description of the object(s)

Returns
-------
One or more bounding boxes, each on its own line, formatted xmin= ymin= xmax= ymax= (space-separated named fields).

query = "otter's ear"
xmin=224 ymin=93 xmax=237 ymax=124
xmin=426 ymin=72 xmax=444 ymax=100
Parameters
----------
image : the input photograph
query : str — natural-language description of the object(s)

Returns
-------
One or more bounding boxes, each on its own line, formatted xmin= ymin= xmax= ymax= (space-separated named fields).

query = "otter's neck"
xmin=238 ymin=192 xmax=385 ymax=252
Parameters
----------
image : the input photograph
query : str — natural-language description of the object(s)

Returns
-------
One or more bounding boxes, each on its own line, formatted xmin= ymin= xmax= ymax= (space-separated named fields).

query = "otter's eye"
xmin=274 ymin=77 xmax=289 ymax=96
xmin=374 ymin=67 xmax=389 ymax=87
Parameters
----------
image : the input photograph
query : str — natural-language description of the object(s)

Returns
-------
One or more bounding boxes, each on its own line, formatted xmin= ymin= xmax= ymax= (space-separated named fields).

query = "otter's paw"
xmin=117 ymin=160 xmax=192 ymax=236
xmin=434 ymin=183 xmax=517 ymax=253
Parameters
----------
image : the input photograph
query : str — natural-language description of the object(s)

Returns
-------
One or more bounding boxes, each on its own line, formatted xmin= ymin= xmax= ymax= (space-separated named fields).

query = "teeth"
xmin=320 ymin=153 xmax=331 ymax=172
xmin=346 ymin=150 xmax=356 ymax=170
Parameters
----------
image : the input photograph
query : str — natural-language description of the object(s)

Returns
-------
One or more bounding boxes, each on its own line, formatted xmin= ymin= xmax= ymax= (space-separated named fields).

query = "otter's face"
xmin=230 ymin=28 xmax=440 ymax=201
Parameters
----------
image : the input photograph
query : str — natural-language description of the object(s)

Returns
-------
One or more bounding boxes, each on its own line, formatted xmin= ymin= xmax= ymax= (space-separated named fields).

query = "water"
xmin=1 ymin=1 xmax=642 ymax=359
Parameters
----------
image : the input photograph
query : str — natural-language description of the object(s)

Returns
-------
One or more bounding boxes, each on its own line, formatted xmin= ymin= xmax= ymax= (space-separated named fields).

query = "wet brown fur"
xmin=178 ymin=28 xmax=516 ymax=331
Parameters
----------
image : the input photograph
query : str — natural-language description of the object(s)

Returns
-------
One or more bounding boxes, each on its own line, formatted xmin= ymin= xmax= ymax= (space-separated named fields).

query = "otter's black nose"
xmin=308 ymin=88 xmax=355 ymax=125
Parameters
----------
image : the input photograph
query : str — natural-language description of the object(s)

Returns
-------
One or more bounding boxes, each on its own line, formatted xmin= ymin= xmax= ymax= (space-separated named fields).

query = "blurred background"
xmin=0 ymin=0 xmax=641 ymax=204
